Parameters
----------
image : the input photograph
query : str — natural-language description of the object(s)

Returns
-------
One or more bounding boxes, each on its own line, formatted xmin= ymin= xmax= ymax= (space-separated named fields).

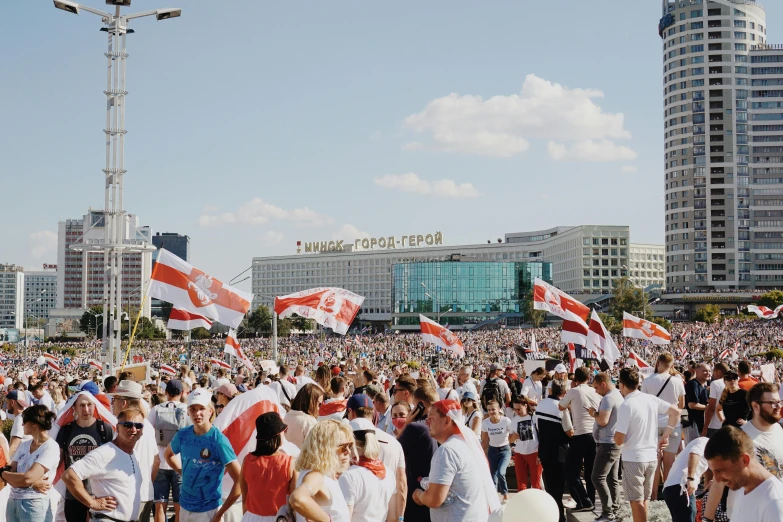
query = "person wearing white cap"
xmin=164 ymin=388 xmax=241 ymax=522
xmin=546 ymin=364 xmax=570 ymax=398
xmin=338 ymin=418 xmax=395 ymax=522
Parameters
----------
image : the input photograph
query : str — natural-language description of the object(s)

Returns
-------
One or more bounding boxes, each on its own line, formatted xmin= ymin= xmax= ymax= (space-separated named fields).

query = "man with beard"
xmin=705 ymin=426 xmax=783 ymax=522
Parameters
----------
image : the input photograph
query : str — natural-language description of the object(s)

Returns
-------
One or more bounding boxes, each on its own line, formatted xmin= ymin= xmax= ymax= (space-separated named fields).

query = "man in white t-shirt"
xmin=662 ymin=437 xmax=709 ymax=521
xmin=615 ymin=367 xmax=681 ymax=522
xmin=63 ymin=408 xmax=147 ymax=522
xmin=6 ymin=389 xmax=31 ymax=459
xmin=456 ymin=365 xmax=478 ymax=399
xmin=703 ymin=362 xmax=728 ymax=437
xmin=269 ymin=365 xmax=297 ymax=409
xmin=705 ymin=426 xmax=783 ymax=522
xmin=640 ymin=352 xmax=685 ymax=497
xmin=521 ymin=367 xmax=546 ymax=406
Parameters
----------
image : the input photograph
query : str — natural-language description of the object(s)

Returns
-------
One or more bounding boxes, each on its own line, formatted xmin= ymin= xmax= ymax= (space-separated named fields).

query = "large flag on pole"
xmin=533 ymin=278 xmax=590 ymax=322
xmin=586 ymin=310 xmax=622 ymax=366
xmin=747 ymin=304 xmax=783 ymax=319
xmin=148 ymin=249 xmax=253 ymax=329
xmin=275 ymin=287 xmax=364 ymax=335
xmin=167 ymin=307 xmax=213 ymax=331
xmin=561 ymin=310 xmax=589 ymax=345
xmin=419 ymin=315 xmax=465 ymax=358
xmin=622 ymin=312 xmax=671 ymax=345
xmin=224 ymin=329 xmax=256 ymax=372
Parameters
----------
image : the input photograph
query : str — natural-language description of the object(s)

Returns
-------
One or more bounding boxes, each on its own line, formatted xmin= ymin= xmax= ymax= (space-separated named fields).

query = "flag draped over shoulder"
xmin=622 ymin=312 xmax=671 ymax=345
xmin=275 ymin=287 xmax=364 ymax=335
xmin=148 ymin=249 xmax=252 ymax=329
xmin=419 ymin=315 xmax=465 ymax=358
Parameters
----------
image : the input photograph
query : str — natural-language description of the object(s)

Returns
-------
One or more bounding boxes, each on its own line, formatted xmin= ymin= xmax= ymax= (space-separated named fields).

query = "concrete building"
xmin=0 ymin=264 xmax=24 ymax=329
xmin=54 ymin=210 xmax=153 ymax=317
xmin=252 ymin=225 xmax=662 ymax=324
xmin=152 ymin=232 xmax=190 ymax=262
xmin=628 ymin=244 xmax=666 ymax=289
xmin=24 ymin=267 xmax=57 ymax=321
xmin=659 ymin=0 xmax=783 ymax=290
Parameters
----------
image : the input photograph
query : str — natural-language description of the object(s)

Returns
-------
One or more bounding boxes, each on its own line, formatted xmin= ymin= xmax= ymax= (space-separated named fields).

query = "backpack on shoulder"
xmin=154 ymin=402 xmax=189 ymax=447
xmin=481 ymin=378 xmax=502 ymax=411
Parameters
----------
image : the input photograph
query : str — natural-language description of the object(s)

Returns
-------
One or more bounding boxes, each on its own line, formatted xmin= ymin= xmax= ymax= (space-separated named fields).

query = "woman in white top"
xmin=508 ymin=395 xmax=543 ymax=490
xmin=461 ymin=391 xmax=483 ymax=437
xmin=290 ymin=420 xmax=352 ymax=522
xmin=436 ymin=372 xmax=459 ymax=402
xmin=1 ymin=405 xmax=60 ymax=522
xmin=481 ymin=399 xmax=513 ymax=503
xmin=338 ymin=418 xmax=395 ymax=522
xmin=286 ymin=384 xmax=324 ymax=449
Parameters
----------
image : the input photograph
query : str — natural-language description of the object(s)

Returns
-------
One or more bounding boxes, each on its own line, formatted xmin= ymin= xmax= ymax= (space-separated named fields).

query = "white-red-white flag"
xmin=719 ymin=347 xmax=734 ymax=360
xmin=419 ymin=315 xmax=465 ymax=358
xmin=160 ymin=364 xmax=177 ymax=376
xmin=224 ymin=329 xmax=256 ymax=372
xmin=88 ymin=359 xmax=102 ymax=372
xmin=747 ymin=304 xmax=783 ymax=320
xmin=567 ymin=343 xmax=577 ymax=373
xmin=678 ymin=345 xmax=689 ymax=359
xmin=680 ymin=330 xmax=690 ymax=342
xmin=533 ymin=278 xmax=590 ymax=322
xmin=167 ymin=307 xmax=213 ymax=331
xmin=47 ymin=360 xmax=61 ymax=372
xmin=275 ymin=287 xmax=364 ymax=335
xmin=148 ymin=249 xmax=253 ymax=329
xmin=586 ymin=310 xmax=621 ymax=366
xmin=44 ymin=353 xmax=58 ymax=362
xmin=211 ymin=358 xmax=232 ymax=370
xmin=561 ymin=309 xmax=589 ymax=345
xmin=627 ymin=350 xmax=651 ymax=369
xmin=622 ymin=312 xmax=671 ymax=345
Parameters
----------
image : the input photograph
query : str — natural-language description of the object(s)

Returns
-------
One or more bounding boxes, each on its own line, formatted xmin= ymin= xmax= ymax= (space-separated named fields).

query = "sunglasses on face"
xmin=215 ymin=405 xmax=225 ymax=411
xmin=337 ymin=442 xmax=355 ymax=454
xmin=118 ymin=421 xmax=144 ymax=430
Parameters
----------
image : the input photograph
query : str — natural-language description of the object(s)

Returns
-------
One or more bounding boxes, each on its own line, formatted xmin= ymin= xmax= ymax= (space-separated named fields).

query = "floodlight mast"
xmin=54 ymin=1 xmax=180 ymax=372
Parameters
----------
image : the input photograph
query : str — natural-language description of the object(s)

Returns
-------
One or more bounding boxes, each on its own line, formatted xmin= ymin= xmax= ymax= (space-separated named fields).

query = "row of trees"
xmin=78 ymin=306 xmax=165 ymax=340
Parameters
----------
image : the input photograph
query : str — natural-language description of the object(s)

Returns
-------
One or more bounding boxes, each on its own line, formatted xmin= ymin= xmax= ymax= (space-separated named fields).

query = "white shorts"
xmin=180 ymin=507 xmax=219 ymax=522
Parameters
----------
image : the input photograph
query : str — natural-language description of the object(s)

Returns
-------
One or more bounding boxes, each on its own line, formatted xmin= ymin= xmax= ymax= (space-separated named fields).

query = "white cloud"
xmin=547 ymin=140 xmax=638 ymax=162
xmin=374 ymin=172 xmax=480 ymax=198
xmin=29 ymin=231 xmax=57 ymax=260
xmin=261 ymin=231 xmax=285 ymax=246
xmin=620 ymin=165 xmax=639 ymax=173
xmin=403 ymin=73 xmax=633 ymax=159
xmin=199 ymin=198 xmax=333 ymax=228
xmin=334 ymin=224 xmax=370 ymax=240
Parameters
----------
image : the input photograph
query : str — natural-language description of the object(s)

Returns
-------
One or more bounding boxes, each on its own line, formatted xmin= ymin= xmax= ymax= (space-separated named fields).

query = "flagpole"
xmin=120 ymin=262 xmax=158 ymax=371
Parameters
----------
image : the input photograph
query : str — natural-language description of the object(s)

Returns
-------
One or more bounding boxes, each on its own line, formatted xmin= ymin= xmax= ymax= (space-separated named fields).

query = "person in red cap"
xmin=413 ymin=400 xmax=500 ymax=521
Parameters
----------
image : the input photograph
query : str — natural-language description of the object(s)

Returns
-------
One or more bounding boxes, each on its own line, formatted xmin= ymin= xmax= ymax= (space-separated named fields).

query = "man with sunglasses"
xmin=63 ymin=408 xmax=147 ymax=522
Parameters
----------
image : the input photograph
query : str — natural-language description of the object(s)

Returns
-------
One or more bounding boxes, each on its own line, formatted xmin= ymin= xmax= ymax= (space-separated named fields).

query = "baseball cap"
xmin=489 ymin=363 xmax=501 ymax=372
xmin=165 ymin=380 xmax=184 ymax=396
xmin=187 ymin=388 xmax=212 ymax=408
xmin=554 ymin=364 xmax=568 ymax=374
xmin=214 ymin=383 xmax=238 ymax=398
xmin=331 ymin=366 xmax=342 ymax=376
xmin=461 ymin=391 xmax=478 ymax=402
xmin=346 ymin=393 xmax=373 ymax=412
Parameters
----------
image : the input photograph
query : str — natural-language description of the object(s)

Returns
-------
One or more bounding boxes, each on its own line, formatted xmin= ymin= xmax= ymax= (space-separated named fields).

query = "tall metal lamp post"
xmin=53 ymin=1 xmax=181 ymax=371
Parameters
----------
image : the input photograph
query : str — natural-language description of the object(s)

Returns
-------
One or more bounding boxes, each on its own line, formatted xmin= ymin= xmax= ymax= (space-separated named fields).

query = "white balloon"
xmin=502 ymin=489 xmax=560 ymax=522
xmin=36 ymin=356 xmax=45 ymax=366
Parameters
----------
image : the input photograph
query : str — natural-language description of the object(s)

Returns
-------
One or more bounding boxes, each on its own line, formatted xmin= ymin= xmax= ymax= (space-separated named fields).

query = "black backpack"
xmin=509 ymin=378 xmax=524 ymax=399
xmin=481 ymin=378 xmax=502 ymax=411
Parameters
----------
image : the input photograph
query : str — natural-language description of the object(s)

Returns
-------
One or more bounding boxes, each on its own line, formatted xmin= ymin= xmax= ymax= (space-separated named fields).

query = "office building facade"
xmin=628 ymin=244 xmax=667 ymax=289
xmin=152 ymin=232 xmax=190 ymax=262
xmin=660 ymin=0 xmax=783 ymax=290
xmin=55 ymin=210 xmax=153 ymax=317
xmin=24 ymin=268 xmax=57 ymax=321
xmin=0 ymin=265 xmax=24 ymax=329
xmin=252 ymin=225 xmax=659 ymax=324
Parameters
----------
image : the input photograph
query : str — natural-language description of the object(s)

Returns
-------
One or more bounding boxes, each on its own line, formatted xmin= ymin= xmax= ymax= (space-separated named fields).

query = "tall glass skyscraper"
xmin=660 ymin=0 xmax=783 ymax=290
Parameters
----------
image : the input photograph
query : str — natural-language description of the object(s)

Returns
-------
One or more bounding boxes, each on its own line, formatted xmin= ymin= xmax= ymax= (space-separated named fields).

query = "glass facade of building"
xmin=392 ymin=261 xmax=552 ymax=328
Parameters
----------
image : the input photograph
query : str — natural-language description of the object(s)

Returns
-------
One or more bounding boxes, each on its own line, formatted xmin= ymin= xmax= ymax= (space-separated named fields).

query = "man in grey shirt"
xmin=588 ymin=372 xmax=625 ymax=522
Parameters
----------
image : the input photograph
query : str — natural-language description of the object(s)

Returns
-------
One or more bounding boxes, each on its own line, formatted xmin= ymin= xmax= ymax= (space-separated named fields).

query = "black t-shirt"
xmin=722 ymin=389 xmax=751 ymax=428
xmin=56 ymin=420 xmax=114 ymax=499
xmin=399 ymin=422 xmax=438 ymax=522
xmin=685 ymin=379 xmax=708 ymax=431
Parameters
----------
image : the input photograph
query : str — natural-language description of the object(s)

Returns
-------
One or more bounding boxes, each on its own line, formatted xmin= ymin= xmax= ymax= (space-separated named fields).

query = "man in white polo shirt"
xmin=703 ymin=362 xmax=728 ymax=437
xmin=640 ymin=352 xmax=685 ymax=498
xmin=616 ymin=367 xmax=682 ymax=522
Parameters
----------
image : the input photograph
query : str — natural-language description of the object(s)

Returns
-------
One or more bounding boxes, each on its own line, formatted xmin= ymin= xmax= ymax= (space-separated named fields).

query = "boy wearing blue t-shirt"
xmin=165 ymin=388 xmax=241 ymax=522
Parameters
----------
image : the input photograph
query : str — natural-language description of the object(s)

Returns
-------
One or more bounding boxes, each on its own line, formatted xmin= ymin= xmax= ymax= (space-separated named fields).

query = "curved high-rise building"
xmin=660 ymin=0 xmax=783 ymax=291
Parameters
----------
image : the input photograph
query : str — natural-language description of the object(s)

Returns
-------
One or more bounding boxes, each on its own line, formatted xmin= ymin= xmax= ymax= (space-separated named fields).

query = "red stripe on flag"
xmin=152 ymin=262 xmax=250 ymax=314
xmin=222 ymin=400 xmax=278 ymax=455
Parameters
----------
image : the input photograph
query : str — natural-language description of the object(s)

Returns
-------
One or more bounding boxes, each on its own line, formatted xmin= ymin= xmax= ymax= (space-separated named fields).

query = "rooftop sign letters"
xmin=298 ymin=232 xmax=443 ymax=254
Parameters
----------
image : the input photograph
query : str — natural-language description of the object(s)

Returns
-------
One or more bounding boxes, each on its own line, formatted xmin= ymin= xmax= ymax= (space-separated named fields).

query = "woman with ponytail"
xmin=338 ymin=418 xmax=395 ymax=522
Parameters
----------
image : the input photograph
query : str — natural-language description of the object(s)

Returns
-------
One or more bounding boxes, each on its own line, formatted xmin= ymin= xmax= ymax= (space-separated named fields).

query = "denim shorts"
xmin=6 ymin=497 xmax=52 ymax=522
xmin=154 ymin=469 xmax=182 ymax=503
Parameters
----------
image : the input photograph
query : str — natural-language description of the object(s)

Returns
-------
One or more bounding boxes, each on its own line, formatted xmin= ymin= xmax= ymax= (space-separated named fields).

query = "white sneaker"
xmin=563 ymin=498 xmax=577 ymax=509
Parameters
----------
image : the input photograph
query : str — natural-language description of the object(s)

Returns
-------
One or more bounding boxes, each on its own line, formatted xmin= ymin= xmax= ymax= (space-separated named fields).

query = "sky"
xmin=3 ymin=1 xmax=782 ymax=293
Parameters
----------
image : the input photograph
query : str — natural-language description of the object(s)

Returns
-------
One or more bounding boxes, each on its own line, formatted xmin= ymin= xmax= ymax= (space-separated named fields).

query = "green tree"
xmin=694 ymin=304 xmax=721 ymax=324
xmin=190 ymin=327 xmax=212 ymax=340
xmin=756 ymin=290 xmax=783 ymax=309
xmin=277 ymin=317 xmax=293 ymax=336
xmin=524 ymin=289 xmax=547 ymax=327
xmin=599 ymin=313 xmax=623 ymax=336
xmin=650 ymin=316 xmax=672 ymax=332
xmin=79 ymin=306 xmax=104 ymax=337
xmin=290 ymin=314 xmax=314 ymax=332
xmin=247 ymin=306 xmax=273 ymax=334
xmin=609 ymin=277 xmax=652 ymax=321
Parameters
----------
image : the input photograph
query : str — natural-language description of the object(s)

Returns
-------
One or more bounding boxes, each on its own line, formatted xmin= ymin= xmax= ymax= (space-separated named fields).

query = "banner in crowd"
xmin=275 ymin=287 xmax=364 ymax=335
xmin=419 ymin=314 xmax=465 ymax=358
xmin=167 ymin=307 xmax=213 ymax=331
xmin=622 ymin=312 xmax=671 ymax=345
xmin=148 ymin=248 xmax=253 ymax=329
xmin=747 ymin=304 xmax=783 ymax=320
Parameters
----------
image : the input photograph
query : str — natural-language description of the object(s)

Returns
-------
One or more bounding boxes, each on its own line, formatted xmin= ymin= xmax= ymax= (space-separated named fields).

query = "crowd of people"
xmin=0 ymin=318 xmax=782 ymax=521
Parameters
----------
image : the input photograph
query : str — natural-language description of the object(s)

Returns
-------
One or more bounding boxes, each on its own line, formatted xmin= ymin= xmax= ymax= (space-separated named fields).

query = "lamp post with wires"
xmin=54 ymin=1 xmax=181 ymax=372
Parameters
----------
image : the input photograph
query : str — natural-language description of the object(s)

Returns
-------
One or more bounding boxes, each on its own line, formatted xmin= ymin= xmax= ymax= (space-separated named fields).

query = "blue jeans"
xmin=488 ymin=444 xmax=512 ymax=495
xmin=6 ymin=497 xmax=52 ymax=522
xmin=663 ymin=484 xmax=696 ymax=522
xmin=154 ymin=468 xmax=182 ymax=503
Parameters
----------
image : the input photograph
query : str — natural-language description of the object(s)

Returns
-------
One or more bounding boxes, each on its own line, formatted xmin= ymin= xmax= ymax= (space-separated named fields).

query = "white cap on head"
xmin=554 ymin=364 xmax=568 ymax=374
xmin=349 ymin=417 xmax=375 ymax=432
xmin=187 ymin=388 xmax=212 ymax=408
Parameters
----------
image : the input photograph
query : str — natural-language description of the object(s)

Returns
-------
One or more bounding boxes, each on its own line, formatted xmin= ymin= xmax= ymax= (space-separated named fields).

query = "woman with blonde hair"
xmin=338 ymin=418 xmax=395 ymax=522
xmin=50 ymin=386 xmax=66 ymax=414
xmin=315 ymin=366 xmax=332 ymax=395
xmin=290 ymin=420 xmax=352 ymax=522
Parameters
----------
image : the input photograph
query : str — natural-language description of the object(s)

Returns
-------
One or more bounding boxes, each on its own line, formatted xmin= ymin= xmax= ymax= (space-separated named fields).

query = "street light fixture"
xmin=54 ymin=0 xmax=180 ymax=372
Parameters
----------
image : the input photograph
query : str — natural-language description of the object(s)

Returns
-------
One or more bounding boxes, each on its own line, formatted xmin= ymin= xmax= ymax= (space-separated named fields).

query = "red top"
xmin=738 ymin=376 xmax=759 ymax=391
xmin=243 ymin=452 xmax=292 ymax=516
